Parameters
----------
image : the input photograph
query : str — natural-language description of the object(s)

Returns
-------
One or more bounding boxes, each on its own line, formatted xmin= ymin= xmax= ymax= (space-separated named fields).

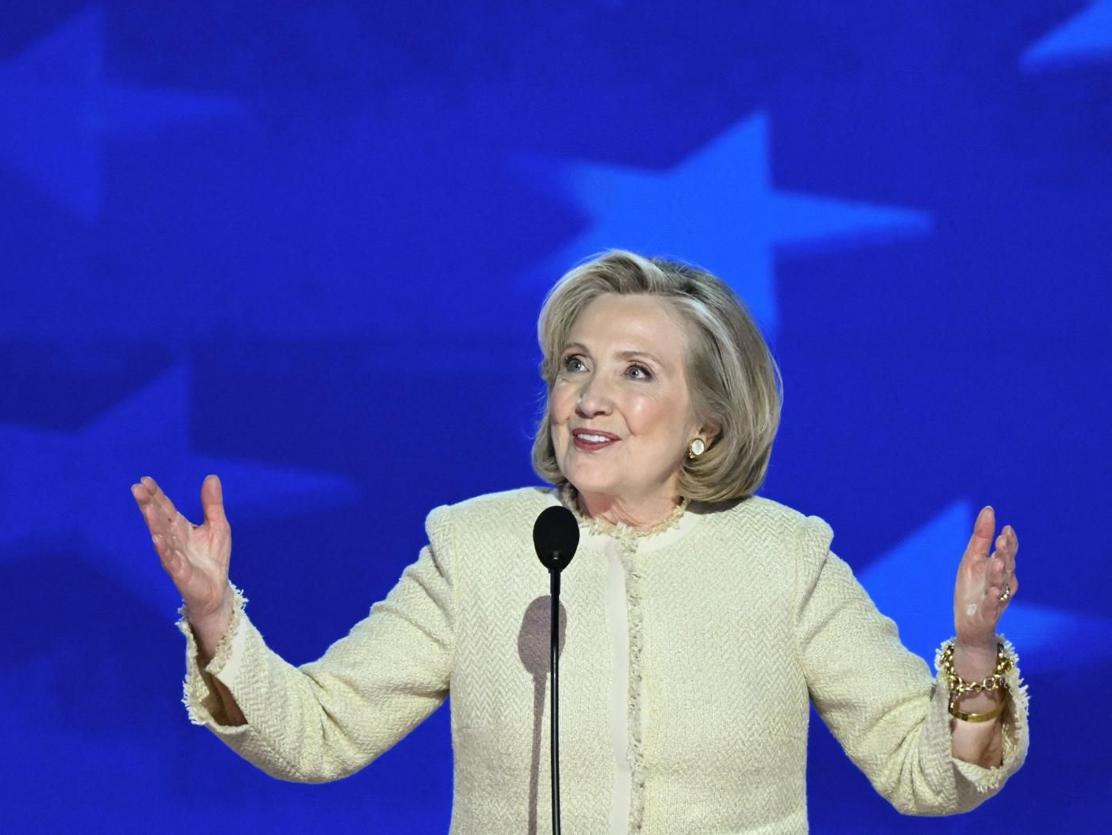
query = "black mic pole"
xmin=549 ymin=559 xmax=562 ymax=835
xmin=533 ymin=506 xmax=579 ymax=835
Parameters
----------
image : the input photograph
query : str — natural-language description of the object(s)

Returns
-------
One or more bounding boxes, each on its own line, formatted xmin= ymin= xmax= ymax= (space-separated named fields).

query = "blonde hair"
xmin=531 ymin=250 xmax=783 ymax=503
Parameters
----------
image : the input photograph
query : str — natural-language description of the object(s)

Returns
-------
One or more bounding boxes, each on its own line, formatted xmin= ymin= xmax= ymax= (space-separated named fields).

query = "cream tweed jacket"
xmin=180 ymin=487 xmax=1028 ymax=833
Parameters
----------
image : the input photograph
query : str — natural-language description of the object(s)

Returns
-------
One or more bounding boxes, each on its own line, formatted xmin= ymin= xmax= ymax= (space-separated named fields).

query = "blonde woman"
xmin=133 ymin=250 xmax=1026 ymax=833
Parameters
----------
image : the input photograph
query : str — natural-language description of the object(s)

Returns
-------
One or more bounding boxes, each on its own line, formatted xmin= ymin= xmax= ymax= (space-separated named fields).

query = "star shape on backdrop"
xmin=1021 ymin=1 xmax=1112 ymax=71
xmin=0 ymin=365 xmax=360 ymax=612
xmin=0 ymin=6 xmax=243 ymax=220
xmin=518 ymin=112 xmax=932 ymax=342
xmin=859 ymin=501 xmax=1112 ymax=672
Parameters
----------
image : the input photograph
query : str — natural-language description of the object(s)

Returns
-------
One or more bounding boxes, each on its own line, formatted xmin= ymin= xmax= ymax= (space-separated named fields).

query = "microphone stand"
xmin=532 ymin=505 xmax=577 ymax=835
xmin=549 ymin=563 xmax=563 ymax=835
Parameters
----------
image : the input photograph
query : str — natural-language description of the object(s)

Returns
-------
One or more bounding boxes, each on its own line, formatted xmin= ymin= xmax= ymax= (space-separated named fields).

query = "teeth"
xmin=578 ymin=433 xmax=611 ymax=443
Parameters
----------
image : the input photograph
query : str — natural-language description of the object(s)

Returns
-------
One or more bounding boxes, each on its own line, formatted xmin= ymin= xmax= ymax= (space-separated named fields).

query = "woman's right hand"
xmin=132 ymin=474 xmax=234 ymax=657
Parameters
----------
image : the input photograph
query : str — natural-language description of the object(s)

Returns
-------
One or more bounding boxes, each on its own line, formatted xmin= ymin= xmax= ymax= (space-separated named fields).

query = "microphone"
xmin=533 ymin=505 xmax=580 ymax=576
xmin=532 ymin=505 xmax=579 ymax=835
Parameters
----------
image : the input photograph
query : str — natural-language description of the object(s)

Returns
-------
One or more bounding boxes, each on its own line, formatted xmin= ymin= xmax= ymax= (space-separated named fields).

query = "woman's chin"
xmin=570 ymin=478 xmax=626 ymax=504
xmin=562 ymin=467 xmax=613 ymax=496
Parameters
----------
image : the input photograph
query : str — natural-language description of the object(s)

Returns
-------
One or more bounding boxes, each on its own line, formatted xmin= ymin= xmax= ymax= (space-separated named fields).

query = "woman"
xmin=132 ymin=250 xmax=1027 ymax=833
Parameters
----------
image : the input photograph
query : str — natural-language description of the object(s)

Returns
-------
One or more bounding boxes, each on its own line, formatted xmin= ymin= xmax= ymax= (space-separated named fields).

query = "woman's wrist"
xmin=939 ymin=639 xmax=1013 ymax=722
xmin=188 ymin=588 xmax=235 ymax=662
xmin=952 ymin=638 xmax=1000 ymax=680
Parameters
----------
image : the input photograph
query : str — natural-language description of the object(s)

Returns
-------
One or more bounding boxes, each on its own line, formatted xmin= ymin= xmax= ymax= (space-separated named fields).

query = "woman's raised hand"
xmin=132 ymin=474 xmax=234 ymax=656
xmin=953 ymin=505 xmax=1019 ymax=652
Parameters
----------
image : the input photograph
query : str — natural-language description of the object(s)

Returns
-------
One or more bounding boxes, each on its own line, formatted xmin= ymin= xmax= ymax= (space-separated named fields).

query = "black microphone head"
xmin=533 ymin=505 xmax=580 ymax=573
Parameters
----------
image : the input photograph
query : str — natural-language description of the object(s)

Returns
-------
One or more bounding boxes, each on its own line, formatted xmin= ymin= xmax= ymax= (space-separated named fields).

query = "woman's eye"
xmin=562 ymin=355 xmax=586 ymax=372
xmin=627 ymin=364 xmax=653 ymax=380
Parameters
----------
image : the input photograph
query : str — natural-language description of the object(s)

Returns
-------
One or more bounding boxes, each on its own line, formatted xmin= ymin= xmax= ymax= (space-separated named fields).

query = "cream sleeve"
xmin=176 ymin=506 xmax=456 ymax=783
xmin=793 ymin=515 xmax=1029 ymax=815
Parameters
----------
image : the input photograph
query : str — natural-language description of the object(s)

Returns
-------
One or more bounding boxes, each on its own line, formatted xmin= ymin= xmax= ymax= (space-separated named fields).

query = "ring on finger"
xmin=998 ymin=584 xmax=1012 ymax=603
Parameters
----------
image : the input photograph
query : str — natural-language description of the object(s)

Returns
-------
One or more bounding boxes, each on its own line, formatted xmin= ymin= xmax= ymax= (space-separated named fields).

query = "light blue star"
xmin=0 ymin=365 xmax=360 ymax=612
xmin=519 ymin=113 xmax=931 ymax=341
xmin=858 ymin=501 xmax=1112 ymax=671
xmin=0 ymin=7 xmax=242 ymax=220
xmin=1021 ymin=1 xmax=1112 ymax=71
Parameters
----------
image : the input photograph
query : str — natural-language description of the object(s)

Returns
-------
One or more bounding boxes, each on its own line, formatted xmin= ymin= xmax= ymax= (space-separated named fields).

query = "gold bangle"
xmin=949 ymin=699 xmax=1006 ymax=723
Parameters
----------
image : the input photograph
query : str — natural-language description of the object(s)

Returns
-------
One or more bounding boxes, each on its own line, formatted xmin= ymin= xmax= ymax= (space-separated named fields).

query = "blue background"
xmin=2 ymin=1 xmax=1110 ymax=831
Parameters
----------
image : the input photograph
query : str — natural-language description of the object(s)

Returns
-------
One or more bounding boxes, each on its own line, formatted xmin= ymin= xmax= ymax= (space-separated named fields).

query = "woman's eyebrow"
xmin=561 ymin=341 xmax=588 ymax=353
xmin=617 ymin=349 xmax=667 ymax=367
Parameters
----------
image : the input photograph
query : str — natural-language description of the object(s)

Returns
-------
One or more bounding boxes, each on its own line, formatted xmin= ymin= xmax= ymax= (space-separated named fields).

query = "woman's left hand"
xmin=953 ymin=505 xmax=1019 ymax=650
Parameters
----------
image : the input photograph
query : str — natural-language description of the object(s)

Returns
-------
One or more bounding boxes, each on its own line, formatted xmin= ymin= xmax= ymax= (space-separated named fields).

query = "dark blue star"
xmin=0 ymin=7 xmax=243 ymax=220
xmin=519 ymin=113 xmax=931 ymax=341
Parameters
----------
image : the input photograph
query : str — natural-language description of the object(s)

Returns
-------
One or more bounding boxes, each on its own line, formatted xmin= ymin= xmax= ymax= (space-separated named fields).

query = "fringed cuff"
xmin=176 ymin=584 xmax=249 ymax=728
xmin=933 ymin=635 xmax=1030 ymax=794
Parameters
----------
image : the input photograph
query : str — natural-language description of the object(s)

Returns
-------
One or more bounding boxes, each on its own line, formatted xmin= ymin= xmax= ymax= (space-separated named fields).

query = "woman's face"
xmin=550 ymin=293 xmax=701 ymax=509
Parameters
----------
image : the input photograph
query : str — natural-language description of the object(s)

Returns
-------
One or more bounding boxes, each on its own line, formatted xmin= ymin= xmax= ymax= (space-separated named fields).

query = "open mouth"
xmin=572 ymin=429 xmax=619 ymax=450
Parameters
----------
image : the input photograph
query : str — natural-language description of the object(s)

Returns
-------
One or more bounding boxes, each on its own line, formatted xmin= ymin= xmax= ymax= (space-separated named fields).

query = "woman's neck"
xmin=572 ymin=486 xmax=683 ymax=531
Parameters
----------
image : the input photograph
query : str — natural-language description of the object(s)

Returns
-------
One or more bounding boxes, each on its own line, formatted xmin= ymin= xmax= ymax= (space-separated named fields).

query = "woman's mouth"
xmin=572 ymin=429 xmax=619 ymax=451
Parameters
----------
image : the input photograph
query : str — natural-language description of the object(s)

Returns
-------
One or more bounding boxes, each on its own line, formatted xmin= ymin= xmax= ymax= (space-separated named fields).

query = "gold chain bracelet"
xmin=938 ymin=641 xmax=1013 ymax=720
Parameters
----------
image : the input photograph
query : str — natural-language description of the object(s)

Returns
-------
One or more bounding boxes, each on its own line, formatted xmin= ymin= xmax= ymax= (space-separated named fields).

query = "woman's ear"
xmin=701 ymin=421 xmax=722 ymax=446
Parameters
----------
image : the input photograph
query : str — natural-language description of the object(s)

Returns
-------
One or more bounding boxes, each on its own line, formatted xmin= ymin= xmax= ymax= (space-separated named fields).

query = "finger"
xmin=993 ymin=526 xmax=1018 ymax=579
xmin=151 ymin=532 xmax=175 ymax=570
xmin=131 ymin=483 xmax=158 ymax=523
xmin=131 ymin=480 xmax=160 ymax=513
xmin=988 ymin=559 xmax=1009 ymax=600
xmin=137 ymin=490 xmax=173 ymax=538
xmin=138 ymin=486 xmax=185 ymax=543
xmin=988 ymin=572 xmax=1018 ymax=609
xmin=962 ymin=505 xmax=996 ymax=564
xmin=1004 ymin=525 xmax=1019 ymax=571
xmin=146 ymin=489 xmax=199 ymax=558
xmin=146 ymin=477 xmax=195 ymax=533
xmin=983 ymin=587 xmax=1004 ymax=619
xmin=988 ymin=555 xmax=1005 ymax=583
xmin=141 ymin=476 xmax=175 ymax=522
xmin=201 ymin=474 xmax=228 ymax=528
xmin=130 ymin=481 xmax=147 ymax=504
xmin=151 ymin=531 xmax=187 ymax=580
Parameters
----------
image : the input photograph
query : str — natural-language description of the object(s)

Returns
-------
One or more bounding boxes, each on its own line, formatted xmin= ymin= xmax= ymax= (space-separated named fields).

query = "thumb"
xmin=201 ymin=474 xmax=228 ymax=527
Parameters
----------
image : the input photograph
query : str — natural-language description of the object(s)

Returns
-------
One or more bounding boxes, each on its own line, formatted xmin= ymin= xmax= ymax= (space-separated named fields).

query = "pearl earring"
xmin=687 ymin=438 xmax=706 ymax=459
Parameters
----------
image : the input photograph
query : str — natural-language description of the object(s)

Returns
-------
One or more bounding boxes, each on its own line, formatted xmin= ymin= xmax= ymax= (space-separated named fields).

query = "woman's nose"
xmin=575 ymin=376 xmax=613 ymax=417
